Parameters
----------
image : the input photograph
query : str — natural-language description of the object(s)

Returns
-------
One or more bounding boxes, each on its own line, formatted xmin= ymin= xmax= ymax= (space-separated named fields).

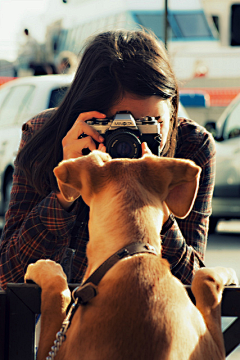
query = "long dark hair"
xmin=17 ymin=29 xmax=179 ymax=196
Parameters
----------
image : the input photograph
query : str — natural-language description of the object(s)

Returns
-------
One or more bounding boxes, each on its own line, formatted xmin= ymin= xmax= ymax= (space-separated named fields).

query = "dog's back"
xmin=59 ymin=255 xmax=221 ymax=360
xmin=26 ymin=151 xmax=234 ymax=360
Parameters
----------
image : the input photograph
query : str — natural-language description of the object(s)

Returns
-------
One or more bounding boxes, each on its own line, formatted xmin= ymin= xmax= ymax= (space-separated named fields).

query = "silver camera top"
xmin=110 ymin=112 xmax=138 ymax=130
xmin=85 ymin=111 xmax=161 ymax=158
xmin=86 ymin=111 xmax=160 ymax=134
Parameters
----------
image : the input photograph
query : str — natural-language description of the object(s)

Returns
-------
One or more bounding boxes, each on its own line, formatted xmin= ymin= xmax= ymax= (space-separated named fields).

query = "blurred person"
xmin=30 ymin=63 xmax=48 ymax=76
xmin=16 ymin=28 xmax=42 ymax=76
xmin=30 ymin=62 xmax=58 ymax=76
xmin=0 ymin=29 xmax=216 ymax=290
xmin=47 ymin=62 xmax=58 ymax=74
xmin=56 ymin=50 xmax=78 ymax=74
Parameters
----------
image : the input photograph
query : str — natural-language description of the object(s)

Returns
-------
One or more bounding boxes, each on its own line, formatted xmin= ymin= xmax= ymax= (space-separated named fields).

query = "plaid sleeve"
xmin=161 ymin=119 xmax=216 ymax=284
xmin=0 ymin=110 xmax=79 ymax=289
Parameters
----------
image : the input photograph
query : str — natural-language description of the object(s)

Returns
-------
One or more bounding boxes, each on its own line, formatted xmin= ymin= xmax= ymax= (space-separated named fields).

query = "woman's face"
xmin=107 ymin=94 xmax=172 ymax=153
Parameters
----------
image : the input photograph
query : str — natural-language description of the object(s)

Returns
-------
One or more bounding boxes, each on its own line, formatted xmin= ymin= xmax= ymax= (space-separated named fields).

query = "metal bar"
xmin=185 ymin=285 xmax=240 ymax=316
xmin=2 ymin=284 xmax=240 ymax=359
xmin=6 ymin=284 xmax=39 ymax=360
xmin=7 ymin=283 xmax=41 ymax=313
xmin=224 ymin=317 xmax=240 ymax=356
xmin=221 ymin=287 xmax=240 ymax=316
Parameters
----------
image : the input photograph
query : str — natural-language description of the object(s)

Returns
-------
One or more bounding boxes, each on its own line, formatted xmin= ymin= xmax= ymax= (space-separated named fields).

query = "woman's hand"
xmin=62 ymin=111 xmax=107 ymax=160
xmin=57 ymin=111 xmax=107 ymax=210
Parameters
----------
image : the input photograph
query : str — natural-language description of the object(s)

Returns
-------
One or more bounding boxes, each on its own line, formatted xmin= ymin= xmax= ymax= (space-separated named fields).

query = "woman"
xmin=0 ymin=29 xmax=215 ymax=289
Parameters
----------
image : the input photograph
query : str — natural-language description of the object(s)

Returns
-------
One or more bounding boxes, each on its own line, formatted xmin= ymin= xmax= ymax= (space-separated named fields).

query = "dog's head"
xmin=54 ymin=151 xmax=201 ymax=219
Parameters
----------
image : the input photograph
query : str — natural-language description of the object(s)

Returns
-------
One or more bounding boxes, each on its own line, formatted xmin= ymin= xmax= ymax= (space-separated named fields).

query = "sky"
xmin=0 ymin=0 xmax=50 ymax=62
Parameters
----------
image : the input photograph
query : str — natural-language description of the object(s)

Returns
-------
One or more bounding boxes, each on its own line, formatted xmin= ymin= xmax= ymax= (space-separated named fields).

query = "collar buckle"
xmin=73 ymin=282 xmax=98 ymax=305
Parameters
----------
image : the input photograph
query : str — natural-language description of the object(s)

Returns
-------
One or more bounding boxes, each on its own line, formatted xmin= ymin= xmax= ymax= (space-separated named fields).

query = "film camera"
xmin=86 ymin=112 xmax=162 ymax=158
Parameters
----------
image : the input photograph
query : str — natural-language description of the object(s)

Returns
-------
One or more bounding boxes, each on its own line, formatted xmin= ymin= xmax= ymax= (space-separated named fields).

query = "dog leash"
xmin=45 ymin=242 xmax=158 ymax=360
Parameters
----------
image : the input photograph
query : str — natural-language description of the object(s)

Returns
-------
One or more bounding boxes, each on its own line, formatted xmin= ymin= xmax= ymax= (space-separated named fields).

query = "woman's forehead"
xmin=108 ymin=95 xmax=171 ymax=119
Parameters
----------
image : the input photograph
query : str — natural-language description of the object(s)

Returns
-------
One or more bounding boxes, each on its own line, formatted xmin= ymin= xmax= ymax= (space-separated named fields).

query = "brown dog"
xmin=25 ymin=150 xmax=238 ymax=360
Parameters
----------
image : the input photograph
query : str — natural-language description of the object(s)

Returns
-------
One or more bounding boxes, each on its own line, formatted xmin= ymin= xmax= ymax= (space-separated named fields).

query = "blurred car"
xmin=0 ymin=74 xmax=74 ymax=215
xmin=0 ymin=74 xmax=189 ymax=216
xmin=206 ymin=93 xmax=240 ymax=233
xmin=178 ymin=102 xmax=189 ymax=118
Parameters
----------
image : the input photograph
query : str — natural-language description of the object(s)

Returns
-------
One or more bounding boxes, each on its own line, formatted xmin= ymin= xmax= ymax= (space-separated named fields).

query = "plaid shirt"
xmin=0 ymin=109 xmax=216 ymax=289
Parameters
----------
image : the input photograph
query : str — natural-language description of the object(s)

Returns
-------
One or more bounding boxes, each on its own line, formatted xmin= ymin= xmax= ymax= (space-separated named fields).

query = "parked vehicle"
xmin=0 ymin=74 xmax=74 ymax=215
xmin=0 ymin=74 xmax=189 ymax=217
xmin=206 ymin=93 xmax=240 ymax=233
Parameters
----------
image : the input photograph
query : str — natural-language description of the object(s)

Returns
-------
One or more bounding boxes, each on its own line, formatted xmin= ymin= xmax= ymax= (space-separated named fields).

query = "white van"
xmin=0 ymin=74 xmax=74 ymax=215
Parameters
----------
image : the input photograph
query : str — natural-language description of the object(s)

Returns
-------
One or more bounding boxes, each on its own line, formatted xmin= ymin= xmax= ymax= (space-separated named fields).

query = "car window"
xmin=0 ymin=87 xmax=11 ymax=109
xmin=0 ymin=85 xmax=34 ymax=127
xmin=17 ymin=86 xmax=35 ymax=124
xmin=48 ymin=86 xmax=69 ymax=108
xmin=223 ymin=100 xmax=240 ymax=139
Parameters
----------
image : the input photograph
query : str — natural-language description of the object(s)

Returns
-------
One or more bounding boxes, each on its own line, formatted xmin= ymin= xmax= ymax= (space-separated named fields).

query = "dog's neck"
xmin=83 ymin=185 xmax=164 ymax=280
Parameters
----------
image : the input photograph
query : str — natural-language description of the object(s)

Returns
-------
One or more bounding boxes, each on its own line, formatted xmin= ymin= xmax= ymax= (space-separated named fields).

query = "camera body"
xmin=86 ymin=112 xmax=162 ymax=158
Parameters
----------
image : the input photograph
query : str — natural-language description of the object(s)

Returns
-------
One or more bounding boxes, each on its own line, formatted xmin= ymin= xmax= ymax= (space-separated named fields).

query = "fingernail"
xmin=99 ymin=135 xmax=104 ymax=142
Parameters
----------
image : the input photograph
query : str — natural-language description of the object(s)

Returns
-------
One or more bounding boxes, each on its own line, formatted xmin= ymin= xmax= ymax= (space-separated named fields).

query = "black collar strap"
xmin=72 ymin=242 xmax=158 ymax=305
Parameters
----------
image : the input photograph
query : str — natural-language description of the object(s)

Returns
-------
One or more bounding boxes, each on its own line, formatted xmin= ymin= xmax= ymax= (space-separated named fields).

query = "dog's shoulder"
xmin=98 ymin=254 xmax=187 ymax=304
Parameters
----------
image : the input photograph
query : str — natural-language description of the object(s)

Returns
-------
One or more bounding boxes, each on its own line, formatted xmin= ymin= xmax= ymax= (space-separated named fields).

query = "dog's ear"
xmin=53 ymin=151 xmax=111 ymax=203
xmin=54 ymin=160 xmax=82 ymax=202
xmin=164 ymin=160 xmax=201 ymax=218
xmin=142 ymin=156 xmax=201 ymax=219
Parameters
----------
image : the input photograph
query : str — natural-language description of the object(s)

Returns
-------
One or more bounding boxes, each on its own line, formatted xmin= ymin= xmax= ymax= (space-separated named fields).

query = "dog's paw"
xmin=196 ymin=266 xmax=239 ymax=287
xmin=25 ymin=259 xmax=68 ymax=291
xmin=226 ymin=267 xmax=239 ymax=286
xmin=212 ymin=266 xmax=239 ymax=286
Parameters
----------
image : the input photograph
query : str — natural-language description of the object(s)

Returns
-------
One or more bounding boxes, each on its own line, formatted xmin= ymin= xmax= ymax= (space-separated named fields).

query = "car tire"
xmin=208 ymin=217 xmax=219 ymax=234
xmin=3 ymin=171 xmax=13 ymax=215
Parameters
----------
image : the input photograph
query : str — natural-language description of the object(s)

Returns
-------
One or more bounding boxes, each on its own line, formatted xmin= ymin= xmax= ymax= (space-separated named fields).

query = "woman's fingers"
xmin=64 ymin=121 xmax=104 ymax=144
xmin=141 ymin=142 xmax=152 ymax=156
xmin=63 ymin=136 xmax=97 ymax=159
xmin=66 ymin=111 xmax=105 ymax=143
xmin=76 ymin=111 xmax=106 ymax=122
xmin=98 ymin=143 xmax=106 ymax=152
xmin=79 ymin=135 xmax=99 ymax=152
xmin=62 ymin=111 xmax=106 ymax=160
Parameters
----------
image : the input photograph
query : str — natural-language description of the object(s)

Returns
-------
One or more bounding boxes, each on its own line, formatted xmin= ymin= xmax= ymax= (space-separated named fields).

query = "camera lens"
xmin=106 ymin=130 xmax=142 ymax=159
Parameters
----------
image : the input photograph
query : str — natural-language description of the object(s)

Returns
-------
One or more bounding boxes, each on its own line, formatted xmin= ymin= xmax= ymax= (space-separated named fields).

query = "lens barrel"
xmin=106 ymin=129 xmax=142 ymax=159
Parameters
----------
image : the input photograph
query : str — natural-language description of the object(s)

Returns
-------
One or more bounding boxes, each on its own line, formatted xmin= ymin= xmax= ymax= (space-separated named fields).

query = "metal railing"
xmin=0 ymin=283 xmax=240 ymax=360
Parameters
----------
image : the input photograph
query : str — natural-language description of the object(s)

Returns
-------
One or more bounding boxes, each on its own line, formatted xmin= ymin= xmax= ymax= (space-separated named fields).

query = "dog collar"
xmin=73 ymin=242 xmax=158 ymax=305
